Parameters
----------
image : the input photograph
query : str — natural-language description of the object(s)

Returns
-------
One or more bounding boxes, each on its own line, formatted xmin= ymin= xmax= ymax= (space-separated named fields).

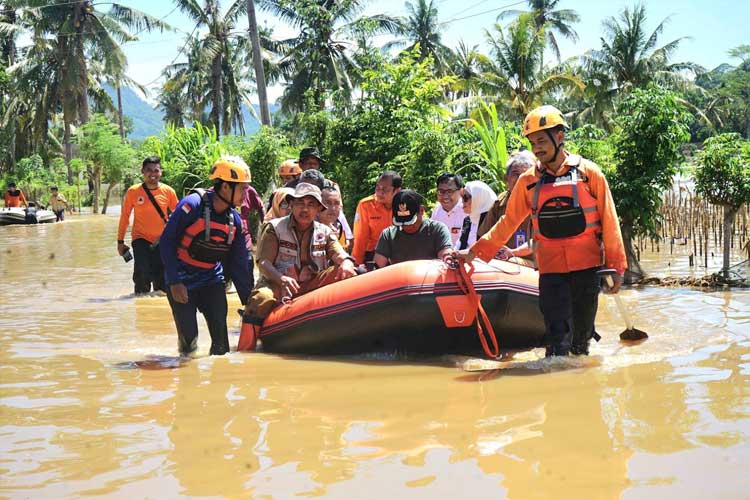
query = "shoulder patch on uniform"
xmin=181 ymin=204 xmax=192 ymax=214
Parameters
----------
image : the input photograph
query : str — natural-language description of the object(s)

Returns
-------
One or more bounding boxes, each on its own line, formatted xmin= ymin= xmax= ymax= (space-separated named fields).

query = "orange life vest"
xmin=176 ymin=195 xmax=236 ymax=269
xmin=530 ymin=166 xmax=603 ymax=273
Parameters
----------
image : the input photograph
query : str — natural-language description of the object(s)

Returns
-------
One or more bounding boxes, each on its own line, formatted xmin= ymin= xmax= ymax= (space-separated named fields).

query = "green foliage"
xmin=468 ymin=101 xmax=509 ymax=192
xmin=610 ymin=84 xmax=691 ymax=237
xmin=1 ymin=155 xmax=79 ymax=206
xmin=223 ymin=127 xmax=292 ymax=197
xmin=696 ymin=133 xmax=750 ymax=209
xmin=140 ymin=122 xmax=224 ymax=196
xmin=326 ymin=51 xmax=454 ymax=217
xmin=566 ymin=124 xmax=616 ymax=176
xmin=76 ymin=114 xmax=137 ymax=212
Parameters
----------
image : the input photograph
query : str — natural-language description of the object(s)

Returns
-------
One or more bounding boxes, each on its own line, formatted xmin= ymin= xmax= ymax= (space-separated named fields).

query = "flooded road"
xmin=1 ymin=215 xmax=749 ymax=499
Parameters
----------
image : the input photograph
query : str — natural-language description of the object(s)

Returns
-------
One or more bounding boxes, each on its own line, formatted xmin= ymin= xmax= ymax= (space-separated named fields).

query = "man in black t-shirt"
xmin=374 ymin=190 xmax=453 ymax=267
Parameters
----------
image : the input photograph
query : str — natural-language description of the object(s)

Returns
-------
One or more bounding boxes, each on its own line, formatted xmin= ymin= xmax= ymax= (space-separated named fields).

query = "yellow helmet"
xmin=278 ymin=159 xmax=302 ymax=177
xmin=209 ymin=155 xmax=251 ymax=183
xmin=523 ymin=105 xmax=568 ymax=137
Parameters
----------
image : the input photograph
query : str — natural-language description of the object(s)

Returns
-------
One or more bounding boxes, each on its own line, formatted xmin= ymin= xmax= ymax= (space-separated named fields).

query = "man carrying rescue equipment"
xmin=237 ymin=182 xmax=357 ymax=351
xmin=117 ymin=157 xmax=179 ymax=294
xmin=459 ymin=105 xmax=627 ymax=357
xmin=159 ymin=156 xmax=253 ymax=356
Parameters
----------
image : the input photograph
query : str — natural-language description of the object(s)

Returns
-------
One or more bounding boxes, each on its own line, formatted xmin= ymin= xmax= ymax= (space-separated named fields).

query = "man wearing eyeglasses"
xmin=351 ymin=170 xmax=402 ymax=269
xmin=431 ymin=172 xmax=465 ymax=248
xmin=238 ymin=183 xmax=357 ymax=350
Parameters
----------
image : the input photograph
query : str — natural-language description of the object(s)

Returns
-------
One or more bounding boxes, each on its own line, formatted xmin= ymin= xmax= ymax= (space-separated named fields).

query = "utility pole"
xmin=246 ymin=0 xmax=271 ymax=126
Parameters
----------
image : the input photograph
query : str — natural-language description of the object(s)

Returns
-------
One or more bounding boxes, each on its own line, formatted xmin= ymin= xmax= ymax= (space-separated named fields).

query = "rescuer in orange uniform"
xmin=460 ymin=106 xmax=627 ymax=356
xmin=4 ymin=182 xmax=28 ymax=208
xmin=351 ymin=171 xmax=402 ymax=269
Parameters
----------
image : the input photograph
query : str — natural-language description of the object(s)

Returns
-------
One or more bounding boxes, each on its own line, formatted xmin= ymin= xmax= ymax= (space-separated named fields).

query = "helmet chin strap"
xmin=215 ymin=182 xmax=236 ymax=208
xmin=544 ymin=129 xmax=565 ymax=164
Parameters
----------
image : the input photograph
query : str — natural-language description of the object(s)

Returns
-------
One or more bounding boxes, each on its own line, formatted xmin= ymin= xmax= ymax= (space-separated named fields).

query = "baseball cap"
xmin=286 ymin=182 xmax=327 ymax=209
xmin=392 ymin=189 xmax=421 ymax=226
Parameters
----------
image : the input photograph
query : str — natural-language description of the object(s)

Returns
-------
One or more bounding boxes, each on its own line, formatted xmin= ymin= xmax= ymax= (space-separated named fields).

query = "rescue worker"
xmin=47 ymin=186 xmax=69 ymax=222
xmin=238 ymin=183 xmax=357 ymax=351
xmin=298 ymin=147 xmax=325 ymax=171
xmin=459 ymin=105 xmax=627 ymax=357
xmin=279 ymin=159 xmax=302 ymax=185
xmin=431 ymin=173 xmax=465 ymax=248
xmin=374 ymin=190 xmax=454 ymax=267
xmin=159 ymin=156 xmax=253 ymax=356
xmin=117 ymin=156 xmax=179 ymax=294
xmin=352 ymin=171 xmax=402 ymax=269
xmin=478 ymin=150 xmax=537 ymax=266
xmin=4 ymin=182 xmax=28 ymax=208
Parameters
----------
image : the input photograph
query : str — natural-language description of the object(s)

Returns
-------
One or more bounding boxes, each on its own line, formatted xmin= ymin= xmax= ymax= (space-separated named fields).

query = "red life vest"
xmin=176 ymin=194 xmax=236 ymax=269
xmin=529 ymin=161 xmax=603 ymax=274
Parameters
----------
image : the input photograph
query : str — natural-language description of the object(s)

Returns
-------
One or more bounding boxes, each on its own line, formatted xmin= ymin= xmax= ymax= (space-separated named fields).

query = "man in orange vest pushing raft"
xmin=160 ymin=156 xmax=254 ymax=356
xmin=459 ymin=105 xmax=627 ymax=357
xmin=238 ymin=182 xmax=358 ymax=351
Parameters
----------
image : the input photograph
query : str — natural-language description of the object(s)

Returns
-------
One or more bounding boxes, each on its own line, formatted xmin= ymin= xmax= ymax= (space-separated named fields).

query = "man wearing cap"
xmin=238 ymin=182 xmax=357 ymax=351
xmin=299 ymin=147 xmax=325 ymax=171
xmin=459 ymin=105 xmax=626 ymax=357
xmin=352 ymin=171 xmax=402 ymax=268
xmin=374 ymin=189 xmax=454 ymax=267
xmin=297 ymin=148 xmax=354 ymax=248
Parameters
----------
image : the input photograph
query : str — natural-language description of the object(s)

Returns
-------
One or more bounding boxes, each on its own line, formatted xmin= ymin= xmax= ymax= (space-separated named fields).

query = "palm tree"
xmin=480 ymin=14 xmax=583 ymax=119
xmin=571 ymin=4 xmax=702 ymax=129
xmin=259 ymin=0 xmax=401 ymax=112
xmin=7 ymin=0 xmax=167 ymax=182
xmin=386 ymin=0 xmax=452 ymax=74
xmin=499 ymin=0 xmax=580 ymax=65
xmin=172 ymin=0 xmax=254 ymax=137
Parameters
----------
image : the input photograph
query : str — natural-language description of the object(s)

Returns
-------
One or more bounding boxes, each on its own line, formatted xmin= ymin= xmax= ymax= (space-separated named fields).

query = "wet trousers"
xmin=538 ymin=266 xmax=601 ymax=356
xmin=167 ymin=281 xmax=229 ymax=356
xmin=132 ymin=238 xmax=165 ymax=294
xmin=54 ymin=209 xmax=65 ymax=222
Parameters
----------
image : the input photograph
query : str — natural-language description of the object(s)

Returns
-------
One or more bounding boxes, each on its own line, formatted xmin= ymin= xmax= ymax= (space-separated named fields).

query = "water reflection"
xmin=1 ymin=215 xmax=749 ymax=498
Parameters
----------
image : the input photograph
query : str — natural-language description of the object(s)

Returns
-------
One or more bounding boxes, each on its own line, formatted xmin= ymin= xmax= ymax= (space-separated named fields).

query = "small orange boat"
xmin=258 ymin=259 xmax=546 ymax=359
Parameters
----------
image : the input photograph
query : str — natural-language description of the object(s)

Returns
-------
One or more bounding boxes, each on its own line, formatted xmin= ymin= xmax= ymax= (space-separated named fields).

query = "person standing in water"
xmin=117 ymin=156 xmax=178 ymax=294
xmin=459 ymin=106 xmax=626 ymax=357
xmin=159 ymin=156 xmax=253 ymax=356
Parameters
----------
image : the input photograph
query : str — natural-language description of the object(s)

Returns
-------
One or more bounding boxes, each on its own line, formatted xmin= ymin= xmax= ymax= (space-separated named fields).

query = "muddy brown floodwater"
xmin=1 ymin=214 xmax=748 ymax=499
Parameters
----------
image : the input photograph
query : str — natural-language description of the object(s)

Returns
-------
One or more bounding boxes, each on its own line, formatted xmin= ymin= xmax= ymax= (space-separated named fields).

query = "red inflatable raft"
xmin=258 ymin=259 xmax=546 ymax=359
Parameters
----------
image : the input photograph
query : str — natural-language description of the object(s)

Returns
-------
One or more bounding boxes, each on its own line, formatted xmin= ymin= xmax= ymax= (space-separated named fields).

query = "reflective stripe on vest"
xmin=270 ymin=216 xmax=330 ymax=277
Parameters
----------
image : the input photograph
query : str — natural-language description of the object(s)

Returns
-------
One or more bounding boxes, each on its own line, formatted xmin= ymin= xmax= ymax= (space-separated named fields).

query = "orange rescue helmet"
xmin=278 ymin=159 xmax=302 ymax=177
xmin=523 ymin=105 xmax=568 ymax=137
xmin=210 ymin=155 xmax=252 ymax=183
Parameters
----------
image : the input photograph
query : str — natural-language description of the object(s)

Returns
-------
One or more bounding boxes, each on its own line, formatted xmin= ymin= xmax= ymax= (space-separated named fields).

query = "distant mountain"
xmin=102 ymin=84 xmax=278 ymax=140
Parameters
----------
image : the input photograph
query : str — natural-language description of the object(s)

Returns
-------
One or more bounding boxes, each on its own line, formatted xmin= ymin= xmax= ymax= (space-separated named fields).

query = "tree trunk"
xmin=64 ymin=121 xmax=73 ymax=184
xmin=211 ymin=50 xmax=223 ymax=137
xmin=621 ymin=224 xmax=645 ymax=284
xmin=92 ymin=166 xmax=101 ymax=215
xmin=722 ymin=205 xmax=738 ymax=280
xmin=116 ymin=83 xmax=125 ymax=140
xmin=247 ymin=0 xmax=271 ymax=126
xmin=101 ymin=182 xmax=115 ymax=214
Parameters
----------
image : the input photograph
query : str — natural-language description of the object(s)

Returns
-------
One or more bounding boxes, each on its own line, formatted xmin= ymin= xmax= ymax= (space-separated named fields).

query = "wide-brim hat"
xmin=392 ymin=189 xmax=421 ymax=226
xmin=299 ymin=147 xmax=326 ymax=164
xmin=286 ymin=182 xmax=327 ymax=209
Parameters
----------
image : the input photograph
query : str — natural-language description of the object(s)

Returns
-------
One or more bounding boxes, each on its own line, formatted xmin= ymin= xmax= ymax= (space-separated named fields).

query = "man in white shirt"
xmin=430 ymin=172 xmax=465 ymax=247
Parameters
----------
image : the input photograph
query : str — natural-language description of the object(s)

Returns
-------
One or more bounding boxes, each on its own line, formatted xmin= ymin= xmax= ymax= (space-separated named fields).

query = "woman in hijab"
xmin=455 ymin=180 xmax=497 ymax=250
xmin=263 ymin=187 xmax=295 ymax=222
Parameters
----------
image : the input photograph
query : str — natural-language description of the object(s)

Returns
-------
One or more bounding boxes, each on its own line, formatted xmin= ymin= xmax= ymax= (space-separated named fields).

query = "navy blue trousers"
xmin=132 ymin=238 xmax=165 ymax=294
xmin=538 ymin=267 xmax=601 ymax=356
xmin=166 ymin=281 xmax=229 ymax=356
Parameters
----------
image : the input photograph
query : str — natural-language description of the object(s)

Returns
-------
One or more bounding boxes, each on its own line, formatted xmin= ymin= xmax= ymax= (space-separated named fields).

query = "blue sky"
xmin=119 ymin=0 xmax=750 ymax=102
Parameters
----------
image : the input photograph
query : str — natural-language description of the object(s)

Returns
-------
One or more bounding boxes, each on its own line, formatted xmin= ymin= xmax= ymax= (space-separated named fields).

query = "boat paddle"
xmin=598 ymin=270 xmax=648 ymax=342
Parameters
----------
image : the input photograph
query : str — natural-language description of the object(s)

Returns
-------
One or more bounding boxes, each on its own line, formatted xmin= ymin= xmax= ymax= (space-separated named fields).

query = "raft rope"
xmin=453 ymin=261 xmax=500 ymax=359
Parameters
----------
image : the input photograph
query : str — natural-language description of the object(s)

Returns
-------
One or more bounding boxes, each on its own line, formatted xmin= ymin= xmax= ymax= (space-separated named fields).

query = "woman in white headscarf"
xmin=455 ymin=180 xmax=497 ymax=250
